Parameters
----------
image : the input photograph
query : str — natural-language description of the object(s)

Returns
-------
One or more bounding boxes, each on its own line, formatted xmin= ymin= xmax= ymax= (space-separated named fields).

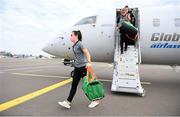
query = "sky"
xmin=0 ymin=0 xmax=179 ymax=57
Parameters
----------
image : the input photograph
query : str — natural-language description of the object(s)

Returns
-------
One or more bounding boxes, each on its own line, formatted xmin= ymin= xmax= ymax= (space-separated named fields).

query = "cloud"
xmin=0 ymin=0 xmax=179 ymax=56
xmin=112 ymin=0 xmax=180 ymax=8
xmin=0 ymin=0 xmax=114 ymax=56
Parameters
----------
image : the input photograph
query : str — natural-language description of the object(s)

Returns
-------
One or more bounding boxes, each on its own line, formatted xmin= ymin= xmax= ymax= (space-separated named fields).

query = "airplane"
xmin=42 ymin=6 xmax=180 ymax=65
xmin=42 ymin=5 xmax=180 ymax=96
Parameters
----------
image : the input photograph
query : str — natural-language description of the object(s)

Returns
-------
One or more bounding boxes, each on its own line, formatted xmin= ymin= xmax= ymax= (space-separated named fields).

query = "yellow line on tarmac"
xmin=0 ymin=78 xmax=72 ymax=112
xmin=12 ymin=72 xmax=69 ymax=79
xmin=12 ymin=72 xmax=151 ymax=85
xmin=22 ymin=69 xmax=43 ymax=73
xmin=99 ymin=79 xmax=151 ymax=85
xmin=141 ymin=81 xmax=152 ymax=85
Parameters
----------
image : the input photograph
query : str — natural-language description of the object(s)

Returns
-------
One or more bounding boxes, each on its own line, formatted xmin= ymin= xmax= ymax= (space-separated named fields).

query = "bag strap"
xmin=125 ymin=33 xmax=138 ymax=41
xmin=86 ymin=66 xmax=97 ymax=83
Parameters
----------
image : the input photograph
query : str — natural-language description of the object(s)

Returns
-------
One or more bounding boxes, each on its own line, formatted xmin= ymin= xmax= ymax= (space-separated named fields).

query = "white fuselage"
xmin=43 ymin=6 xmax=180 ymax=65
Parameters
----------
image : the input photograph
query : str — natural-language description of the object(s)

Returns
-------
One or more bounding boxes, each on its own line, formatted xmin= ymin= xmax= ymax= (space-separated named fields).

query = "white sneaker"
xmin=88 ymin=101 xmax=99 ymax=108
xmin=58 ymin=100 xmax=71 ymax=109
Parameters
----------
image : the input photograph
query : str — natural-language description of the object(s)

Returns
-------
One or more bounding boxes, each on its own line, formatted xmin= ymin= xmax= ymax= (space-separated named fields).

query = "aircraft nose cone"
xmin=42 ymin=43 xmax=54 ymax=55
xmin=42 ymin=44 xmax=49 ymax=53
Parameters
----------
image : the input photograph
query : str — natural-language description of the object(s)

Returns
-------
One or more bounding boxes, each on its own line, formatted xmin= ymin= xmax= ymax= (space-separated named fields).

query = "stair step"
xmin=119 ymin=72 xmax=138 ymax=76
xmin=117 ymin=80 xmax=140 ymax=88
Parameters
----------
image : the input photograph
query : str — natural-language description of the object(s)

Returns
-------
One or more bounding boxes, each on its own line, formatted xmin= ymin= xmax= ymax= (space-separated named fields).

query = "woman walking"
xmin=58 ymin=30 xmax=100 ymax=109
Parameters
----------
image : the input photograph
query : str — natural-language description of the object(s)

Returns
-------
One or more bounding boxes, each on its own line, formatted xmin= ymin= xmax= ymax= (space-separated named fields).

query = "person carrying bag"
xmin=58 ymin=30 xmax=101 ymax=109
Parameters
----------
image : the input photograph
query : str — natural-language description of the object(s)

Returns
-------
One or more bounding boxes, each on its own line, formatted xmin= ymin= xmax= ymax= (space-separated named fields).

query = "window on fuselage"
xmin=175 ymin=18 xmax=180 ymax=27
xmin=153 ymin=18 xmax=160 ymax=27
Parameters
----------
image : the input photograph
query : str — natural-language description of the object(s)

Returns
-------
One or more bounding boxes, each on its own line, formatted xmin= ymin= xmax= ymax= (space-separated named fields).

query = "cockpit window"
xmin=74 ymin=16 xmax=96 ymax=26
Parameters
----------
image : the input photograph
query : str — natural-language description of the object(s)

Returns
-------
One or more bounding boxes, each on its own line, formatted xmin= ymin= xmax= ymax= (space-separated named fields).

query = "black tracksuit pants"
xmin=67 ymin=66 xmax=86 ymax=102
xmin=120 ymin=34 xmax=128 ymax=53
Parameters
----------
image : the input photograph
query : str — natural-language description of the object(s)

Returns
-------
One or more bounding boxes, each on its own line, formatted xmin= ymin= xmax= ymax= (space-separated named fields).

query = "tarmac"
xmin=0 ymin=58 xmax=180 ymax=116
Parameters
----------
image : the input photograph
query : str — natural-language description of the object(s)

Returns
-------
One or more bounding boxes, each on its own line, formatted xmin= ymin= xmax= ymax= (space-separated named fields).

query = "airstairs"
xmin=111 ymin=31 xmax=145 ymax=96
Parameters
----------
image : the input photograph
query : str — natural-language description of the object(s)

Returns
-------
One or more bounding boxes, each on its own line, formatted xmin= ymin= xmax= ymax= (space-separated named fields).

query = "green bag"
xmin=121 ymin=21 xmax=138 ymax=38
xmin=82 ymin=67 xmax=105 ymax=101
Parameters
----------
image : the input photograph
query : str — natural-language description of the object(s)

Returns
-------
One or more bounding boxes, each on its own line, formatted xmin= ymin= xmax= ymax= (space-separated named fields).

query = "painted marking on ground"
xmin=12 ymin=73 xmax=70 ymax=79
xmin=0 ymin=65 xmax=59 ymax=72
xmin=108 ymin=64 xmax=113 ymax=68
xmin=0 ymin=78 xmax=72 ymax=112
xmin=22 ymin=69 xmax=43 ymax=73
xmin=12 ymin=72 xmax=151 ymax=85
